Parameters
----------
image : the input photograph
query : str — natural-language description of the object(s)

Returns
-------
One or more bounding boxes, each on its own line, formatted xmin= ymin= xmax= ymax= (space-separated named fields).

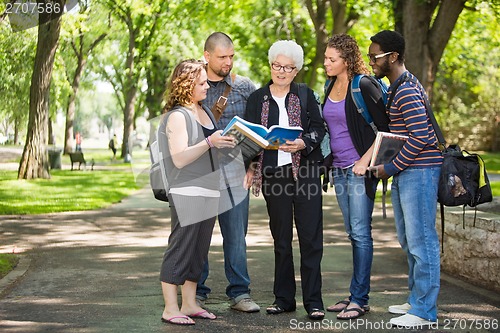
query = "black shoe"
xmin=266 ymin=303 xmax=295 ymax=314
xmin=308 ymin=308 xmax=325 ymax=320
xmin=266 ymin=304 xmax=285 ymax=315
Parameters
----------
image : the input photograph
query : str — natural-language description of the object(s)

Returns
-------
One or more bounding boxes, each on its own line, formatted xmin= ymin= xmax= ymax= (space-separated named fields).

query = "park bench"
xmin=69 ymin=152 xmax=94 ymax=171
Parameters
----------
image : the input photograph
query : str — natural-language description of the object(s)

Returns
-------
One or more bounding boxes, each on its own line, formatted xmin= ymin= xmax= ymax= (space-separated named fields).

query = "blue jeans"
xmin=333 ymin=167 xmax=377 ymax=307
xmin=391 ymin=167 xmax=441 ymax=321
xmin=197 ymin=192 xmax=251 ymax=302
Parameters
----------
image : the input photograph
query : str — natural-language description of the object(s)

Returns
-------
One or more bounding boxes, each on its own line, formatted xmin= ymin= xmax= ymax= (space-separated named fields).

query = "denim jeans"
xmin=197 ymin=192 xmax=251 ymax=302
xmin=333 ymin=166 xmax=377 ymax=307
xmin=391 ymin=167 xmax=441 ymax=321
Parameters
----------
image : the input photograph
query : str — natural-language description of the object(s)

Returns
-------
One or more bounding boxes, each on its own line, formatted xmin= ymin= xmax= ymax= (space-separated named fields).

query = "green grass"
xmin=0 ymin=168 xmax=142 ymax=215
xmin=0 ymin=253 xmax=19 ymax=279
xmin=481 ymin=151 xmax=500 ymax=174
xmin=491 ymin=182 xmax=500 ymax=197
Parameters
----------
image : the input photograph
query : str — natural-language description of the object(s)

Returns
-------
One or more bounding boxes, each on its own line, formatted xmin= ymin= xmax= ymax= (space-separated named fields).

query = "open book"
xmin=369 ymin=131 xmax=409 ymax=167
xmin=222 ymin=116 xmax=303 ymax=161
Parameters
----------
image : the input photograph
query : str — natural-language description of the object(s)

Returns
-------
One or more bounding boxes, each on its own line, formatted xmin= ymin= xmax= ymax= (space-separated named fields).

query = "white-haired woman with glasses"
xmin=244 ymin=40 xmax=326 ymax=320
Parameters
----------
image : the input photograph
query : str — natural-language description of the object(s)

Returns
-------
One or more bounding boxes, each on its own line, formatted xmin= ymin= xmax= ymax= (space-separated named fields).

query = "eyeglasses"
xmin=271 ymin=63 xmax=296 ymax=73
xmin=367 ymin=51 xmax=393 ymax=62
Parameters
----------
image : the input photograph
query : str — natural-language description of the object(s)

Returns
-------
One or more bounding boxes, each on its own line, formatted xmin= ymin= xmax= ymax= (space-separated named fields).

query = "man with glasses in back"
xmin=367 ymin=30 xmax=443 ymax=329
xmin=197 ymin=32 xmax=260 ymax=313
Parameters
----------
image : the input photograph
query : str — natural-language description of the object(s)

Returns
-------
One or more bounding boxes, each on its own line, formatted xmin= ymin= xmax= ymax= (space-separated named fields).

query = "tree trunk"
xmin=304 ymin=0 xmax=357 ymax=88
xmin=395 ymin=0 xmax=466 ymax=99
xmin=122 ymin=85 xmax=137 ymax=159
xmin=120 ymin=23 xmax=137 ymax=160
xmin=63 ymin=30 xmax=106 ymax=155
xmin=18 ymin=3 xmax=64 ymax=179
xmin=64 ymin=58 xmax=85 ymax=155
xmin=14 ymin=116 xmax=20 ymax=145
xmin=48 ymin=117 xmax=54 ymax=145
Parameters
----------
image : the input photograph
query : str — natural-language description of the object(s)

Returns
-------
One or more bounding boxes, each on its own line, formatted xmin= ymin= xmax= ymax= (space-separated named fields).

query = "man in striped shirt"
xmin=367 ymin=30 xmax=443 ymax=329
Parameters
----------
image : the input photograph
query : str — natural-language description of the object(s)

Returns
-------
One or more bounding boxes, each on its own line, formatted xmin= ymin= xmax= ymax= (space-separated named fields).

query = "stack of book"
xmin=369 ymin=131 xmax=408 ymax=167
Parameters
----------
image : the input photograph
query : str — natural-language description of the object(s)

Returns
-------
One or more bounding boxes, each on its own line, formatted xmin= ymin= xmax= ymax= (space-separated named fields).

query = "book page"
xmin=222 ymin=116 xmax=269 ymax=138
xmin=224 ymin=123 xmax=268 ymax=161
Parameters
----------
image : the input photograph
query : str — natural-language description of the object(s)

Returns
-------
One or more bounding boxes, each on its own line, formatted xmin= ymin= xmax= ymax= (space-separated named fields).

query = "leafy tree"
xmin=304 ymin=0 xmax=360 ymax=87
xmin=59 ymin=0 xmax=107 ymax=154
xmin=144 ymin=51 xmax=170 ymax=120
xmin=392 ymin=0 xmax=468 ymax=98
xmin=0 ymin=24 xmax=35 ymax=145
xmin=99 ymin=0 xmax=168 ymax=159
xmin=433 ymin=2 xmax=499 ymax=150
xmin=18 ymin=0 xmax=66 ymax=179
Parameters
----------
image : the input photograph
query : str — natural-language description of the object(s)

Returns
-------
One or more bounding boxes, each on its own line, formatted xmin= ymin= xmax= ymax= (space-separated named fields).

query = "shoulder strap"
xmin=163 ymin=107 xmax=198 ymax=145
xmin=389 ymin=73 xmax=446 ymax=148
xmin=211 ymin=73 xmax=237 ymax=122
xmin=297 ymin=82 xmax=308 ymax=113
xmin=351 ymin=75 xmax=391 ymax=218
xmin=202 ymin=104 xmax=218 ymax=128
xmin=351 ymin=74 xmax=378 ymax=134
xmin=421 ymin=91 xmax=446 ymax=148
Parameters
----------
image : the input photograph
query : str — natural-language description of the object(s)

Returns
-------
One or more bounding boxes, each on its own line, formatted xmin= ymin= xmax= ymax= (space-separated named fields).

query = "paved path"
xmin=1 ymin=188 xmax=499 ymax=333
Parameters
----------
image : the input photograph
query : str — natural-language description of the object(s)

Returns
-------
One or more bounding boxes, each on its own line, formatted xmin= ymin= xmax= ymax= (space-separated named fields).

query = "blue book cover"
xmin=222 ymin=116 xmax=302 ymax=149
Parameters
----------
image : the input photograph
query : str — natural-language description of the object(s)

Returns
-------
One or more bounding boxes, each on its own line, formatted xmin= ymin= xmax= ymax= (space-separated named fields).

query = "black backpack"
xmin=149 ymin=107 xmax=198 ymax=202
xmin=404 ymin=79 xmax=494 ymax=252
xmin=438 ymin=145 xmax=492 ymax=208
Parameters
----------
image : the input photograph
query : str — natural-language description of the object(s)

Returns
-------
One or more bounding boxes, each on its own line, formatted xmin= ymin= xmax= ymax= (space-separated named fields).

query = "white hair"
xmin=268 ymin=40 xmax=304 ymax=71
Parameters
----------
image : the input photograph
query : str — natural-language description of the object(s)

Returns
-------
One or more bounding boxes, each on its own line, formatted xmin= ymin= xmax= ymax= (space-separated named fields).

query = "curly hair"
xmin=326 ymin=33 xmax=369 ymax=81
xmin=163 ymin=59 xmax=206 ymax=113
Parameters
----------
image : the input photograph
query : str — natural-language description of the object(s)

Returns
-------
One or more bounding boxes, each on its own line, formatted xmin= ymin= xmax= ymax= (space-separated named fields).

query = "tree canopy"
xmin=0 ymin=0 xmax=498 ymax=179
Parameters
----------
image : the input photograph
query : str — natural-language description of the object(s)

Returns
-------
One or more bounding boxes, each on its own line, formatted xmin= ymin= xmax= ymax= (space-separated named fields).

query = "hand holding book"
xmin=221 ymin=116 xmax=303 ymax=161
xmin=367 ymin=131 xmax=408 ymax=180
xmin=369 ymin=131 xmax=408 ymax=167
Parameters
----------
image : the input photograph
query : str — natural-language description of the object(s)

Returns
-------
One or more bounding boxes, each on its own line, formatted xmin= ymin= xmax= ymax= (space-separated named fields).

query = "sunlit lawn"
xmin=0 ymin=169 xmax=143 ymax=215
xmin=0 ymin=146 xmax=151 ymax=215
xmin=481 ymin=151 xmax=500 ymax=174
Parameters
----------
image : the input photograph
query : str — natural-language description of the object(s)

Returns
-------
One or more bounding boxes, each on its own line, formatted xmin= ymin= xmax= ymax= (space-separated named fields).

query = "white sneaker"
xmin=231 ymin=298 xmax=260 ymax=313
xmin=388 ymin=302 xmax=411 ymax=314
xmin=390 ymin=314 xmax=437 ymax=328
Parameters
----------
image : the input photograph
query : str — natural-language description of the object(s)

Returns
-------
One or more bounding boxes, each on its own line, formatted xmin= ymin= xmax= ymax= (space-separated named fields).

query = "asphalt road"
xmin=1 ymin=187 xmax=499 ymax=333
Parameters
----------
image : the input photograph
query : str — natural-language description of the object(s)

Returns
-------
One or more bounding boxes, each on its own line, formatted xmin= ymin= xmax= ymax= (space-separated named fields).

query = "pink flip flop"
xmin=188 ymin=310 xmax=217 ymax=320
xmin=161 ymin=315 xmax=195 ymax=325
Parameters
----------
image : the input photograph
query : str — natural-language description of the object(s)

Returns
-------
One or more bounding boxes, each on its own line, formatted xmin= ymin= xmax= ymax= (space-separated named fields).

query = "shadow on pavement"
xmin=0 ymin=188 xmax=499 ymax=333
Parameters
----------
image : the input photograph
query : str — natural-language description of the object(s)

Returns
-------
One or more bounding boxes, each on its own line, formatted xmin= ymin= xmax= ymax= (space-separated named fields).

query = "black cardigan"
xmin=245 ymin=81 xmax=325 ymax=170
xmin=323 ymin=75 xmax=390 ymax=199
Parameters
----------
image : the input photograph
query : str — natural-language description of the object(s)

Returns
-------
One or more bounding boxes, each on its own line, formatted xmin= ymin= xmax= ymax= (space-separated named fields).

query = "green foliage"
xmin=0 ymin=168 xmax=140 ymax=215
xmin=0 ymin=24 xmax=36 ymax=136
xmin=0 ymin=253 xmax=19 ymax=279
xmin=434 ymin=2 xmax=500 ymax=151
xmin=1 ymin=0 xmax=499 ymax=158
xmin=75 ymin=88 xmax=121 ymax=138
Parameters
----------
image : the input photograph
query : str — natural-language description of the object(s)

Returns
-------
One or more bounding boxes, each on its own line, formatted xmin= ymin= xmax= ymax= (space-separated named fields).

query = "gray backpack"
xmin=149 ymin=107 xmax=198 ymax=202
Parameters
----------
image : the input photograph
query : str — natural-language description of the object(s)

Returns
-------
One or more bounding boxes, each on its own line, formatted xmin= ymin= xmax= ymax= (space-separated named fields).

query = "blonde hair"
xmin=163 ymin=59 xmax=206 ymax=113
